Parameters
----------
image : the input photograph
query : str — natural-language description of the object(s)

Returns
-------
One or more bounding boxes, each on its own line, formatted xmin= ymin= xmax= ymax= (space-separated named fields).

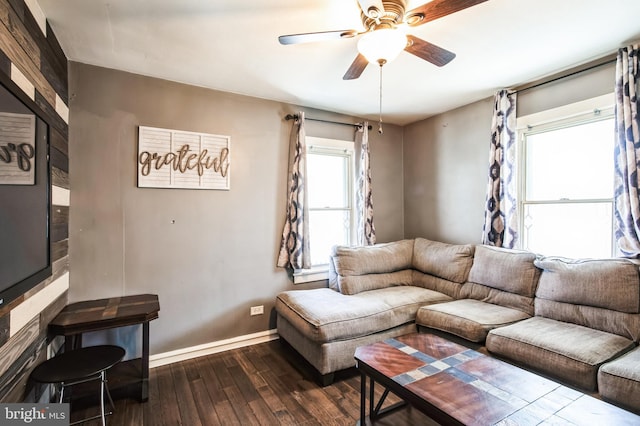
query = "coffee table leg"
xmin=369 ymin=376 xmax=375 ymax=419
xmin=360 ymin=371 xmax=367 ymax=425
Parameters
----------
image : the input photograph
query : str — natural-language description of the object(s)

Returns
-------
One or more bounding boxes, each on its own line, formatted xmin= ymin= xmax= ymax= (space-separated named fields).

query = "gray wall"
xmin=68 ymin=62 xmax=404 ymax=355
xmin=403 ymin=97 xmax=494 ymax=244
xmin=517 ymin=62 xmax=615 ymax=117
xmin=402 ymin=62 xmax=616 ymax=245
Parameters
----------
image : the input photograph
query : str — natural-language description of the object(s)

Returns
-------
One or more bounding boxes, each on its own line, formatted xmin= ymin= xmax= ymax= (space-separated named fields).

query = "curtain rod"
xmin=285 ymin=114 xmax=373 ymax=130
xmin=513 ymin=54 xmax=617 ymax=94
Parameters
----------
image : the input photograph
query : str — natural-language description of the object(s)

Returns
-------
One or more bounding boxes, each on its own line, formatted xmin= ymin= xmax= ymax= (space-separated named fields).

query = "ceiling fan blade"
xmin=405 ymin=0 xmax=488 ymax=27
xmin=343 ymin=54 xmax=369 ymax=80
xmin=278 ymin=30 xmax=359 ymax=45
xmin=405 ymin=35 xmax=456 ymax=67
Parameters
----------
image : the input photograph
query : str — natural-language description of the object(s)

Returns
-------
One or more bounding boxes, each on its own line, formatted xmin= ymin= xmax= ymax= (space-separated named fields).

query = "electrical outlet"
xmin=250 ymin=305 xmax=264 ymax=316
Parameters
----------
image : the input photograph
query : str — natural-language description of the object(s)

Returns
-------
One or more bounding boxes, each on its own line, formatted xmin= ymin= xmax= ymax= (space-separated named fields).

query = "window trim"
xmin=293 ymin=136 xmax=356 ymax=284
xmin=516 ymin=93 xmax=614 ymax=130
xmin=516 ymin=93 xmax=615 ymax=257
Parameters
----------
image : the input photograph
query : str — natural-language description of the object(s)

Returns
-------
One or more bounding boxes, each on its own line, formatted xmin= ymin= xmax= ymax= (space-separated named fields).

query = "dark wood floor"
xmin=71 ymin=339 xmax=438 ymax=425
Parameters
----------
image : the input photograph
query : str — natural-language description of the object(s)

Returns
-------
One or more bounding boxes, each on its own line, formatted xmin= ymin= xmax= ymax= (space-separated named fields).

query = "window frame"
xmin=293 ymin=136 xmax=356 ymax=284
xmin=516 ymin=93 xmax=615 ymax=258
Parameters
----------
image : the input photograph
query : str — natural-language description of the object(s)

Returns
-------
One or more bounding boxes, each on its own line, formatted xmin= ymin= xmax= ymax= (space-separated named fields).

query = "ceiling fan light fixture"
xmin=357 ymin=27 xmax=407 ymax=65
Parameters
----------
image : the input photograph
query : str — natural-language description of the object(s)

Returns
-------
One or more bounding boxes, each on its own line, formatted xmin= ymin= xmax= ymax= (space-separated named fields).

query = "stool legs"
xmin=58 ymin=383 xmax=65 ymax=404
xmin=100 ymin=370 xmax=117 ymax=426
xmin=62 ymin=372 xmax=115 ymax=426
xmin=100 ymin=371 xmax=106 ymax=425
xmin=105 ymin=376 xmax=116 ymax=412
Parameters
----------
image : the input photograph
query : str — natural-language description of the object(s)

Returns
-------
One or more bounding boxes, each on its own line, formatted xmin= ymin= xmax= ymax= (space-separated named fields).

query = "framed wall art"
xmin=138 ymin=126 xmax=230 ymax=190
xmin=0 ymin=112 xmax=36 ymax=185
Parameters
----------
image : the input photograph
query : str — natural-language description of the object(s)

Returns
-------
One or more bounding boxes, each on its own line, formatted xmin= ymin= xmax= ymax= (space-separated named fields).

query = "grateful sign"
xmin=138 ymin=126 xmax=230 ymax=190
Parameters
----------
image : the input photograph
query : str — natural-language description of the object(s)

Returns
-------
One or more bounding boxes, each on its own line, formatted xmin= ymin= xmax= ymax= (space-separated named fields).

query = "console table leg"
xmin=65 ymin=334 xmax=82 ymax=352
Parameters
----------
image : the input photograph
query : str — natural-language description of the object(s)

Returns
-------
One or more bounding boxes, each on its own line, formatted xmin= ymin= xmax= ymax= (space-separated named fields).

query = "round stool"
xmin=31 ymin=345 xmax=125 ymax=425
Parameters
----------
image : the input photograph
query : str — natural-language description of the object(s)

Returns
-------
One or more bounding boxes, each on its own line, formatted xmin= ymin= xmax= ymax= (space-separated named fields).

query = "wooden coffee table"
xmin=354 ymin=333 xmax=640 ymax=425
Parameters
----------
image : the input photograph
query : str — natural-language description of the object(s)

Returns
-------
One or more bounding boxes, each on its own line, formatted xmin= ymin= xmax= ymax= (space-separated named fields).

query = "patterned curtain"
xmin=277 ymin=112 xmax=311 ymax=269
xmin=614 ymin=44 xmax=640 ymax=257
xmin=481 ymin=90 xmax=518 ymax=248
xmin=355 ymin=122 xmax=376 ymax=246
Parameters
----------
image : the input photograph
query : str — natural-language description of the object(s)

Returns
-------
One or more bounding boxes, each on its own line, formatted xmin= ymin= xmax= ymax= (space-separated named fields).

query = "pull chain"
xmin=378 ymin=60 xmax=385 ymax=134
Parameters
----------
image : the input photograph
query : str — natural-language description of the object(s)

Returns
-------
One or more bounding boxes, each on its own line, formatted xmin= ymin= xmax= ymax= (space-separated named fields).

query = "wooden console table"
xmin=48 ymin=294 xmax=160 ymax=402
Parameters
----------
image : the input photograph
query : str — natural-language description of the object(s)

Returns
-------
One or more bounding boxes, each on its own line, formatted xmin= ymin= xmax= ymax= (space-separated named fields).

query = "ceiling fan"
xmin=278 ymin=0 xmax=489 ymax=80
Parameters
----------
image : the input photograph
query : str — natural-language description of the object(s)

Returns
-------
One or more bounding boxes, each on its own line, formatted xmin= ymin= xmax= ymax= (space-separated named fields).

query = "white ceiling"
xmin=37 ymin=0 xmax=640 ymax=126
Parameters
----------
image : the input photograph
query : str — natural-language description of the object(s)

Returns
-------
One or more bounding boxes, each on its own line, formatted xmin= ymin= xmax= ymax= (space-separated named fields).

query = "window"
xmin=294 ymin=137 xmax=355 ymax=282
xmin=518 ymin=96 xmax=614 ymax=258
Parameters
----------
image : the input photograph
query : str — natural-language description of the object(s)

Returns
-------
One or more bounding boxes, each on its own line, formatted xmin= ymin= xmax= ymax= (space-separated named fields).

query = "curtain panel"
xmin=481 ymin=90 xmax=518 ymax=248
xmin=614 ymin=44 xmax=640 ymax=257
xmin=277 ymin=112 xmax=311 ymax=269
xmin=355 ymin=122 xmax=376 ymax=246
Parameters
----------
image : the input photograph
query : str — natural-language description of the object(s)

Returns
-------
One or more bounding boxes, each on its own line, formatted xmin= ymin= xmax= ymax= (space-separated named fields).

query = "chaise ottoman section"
xmin=277 ymin=315 xmax=416 ymax=376
xmin=276 ymin=285 xmax=454 ymax=382
xmin=486 ymin=316 xmax=635 ymax=391
xmin=276 ymin=286 xmax=452 ymax=343
xmin=417 ymin=299 xmax=530 ymax=342
xmin=598 ymin=346 xmax=640 ymax=413
xmin=276 ymin=288 xmax=394 ymax=343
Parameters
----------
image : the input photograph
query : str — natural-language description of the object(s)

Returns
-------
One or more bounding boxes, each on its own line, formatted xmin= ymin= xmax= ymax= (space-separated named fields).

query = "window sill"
xmin=293 ymin=266 xmax=329 ymax=284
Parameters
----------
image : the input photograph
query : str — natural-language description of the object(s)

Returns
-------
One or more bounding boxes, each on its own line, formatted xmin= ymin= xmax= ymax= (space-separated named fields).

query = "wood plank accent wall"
xmin=0 ymin=0 xmax=69 ymax=403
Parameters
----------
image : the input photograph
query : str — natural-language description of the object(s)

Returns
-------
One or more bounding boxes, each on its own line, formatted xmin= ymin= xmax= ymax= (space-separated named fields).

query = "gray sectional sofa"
xmin=274 ymin=238 xmax=640 ymax=414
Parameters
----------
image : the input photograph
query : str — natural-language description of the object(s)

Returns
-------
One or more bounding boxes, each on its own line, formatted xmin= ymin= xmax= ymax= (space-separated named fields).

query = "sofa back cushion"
xmin=534 ymin=257 xmax=640 ymax=341
xmin=535 ymin=257 xmax=640 ymax=313
xmin=330 ymin=239 xmax=414 ymax=295
xmin=460 ymin=245 xmax=541 ymax=315
xmin=338 ymin=270 xmax=414 ymax=295
xmin=410 ymin=238 xmax=474 ymax=298
xmin=412 ymin=238 xmax=475 ymax=283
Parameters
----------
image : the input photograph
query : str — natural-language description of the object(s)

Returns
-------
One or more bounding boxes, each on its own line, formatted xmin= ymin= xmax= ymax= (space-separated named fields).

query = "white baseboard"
xmin=149 ymin=329 xmax=280 ymax=369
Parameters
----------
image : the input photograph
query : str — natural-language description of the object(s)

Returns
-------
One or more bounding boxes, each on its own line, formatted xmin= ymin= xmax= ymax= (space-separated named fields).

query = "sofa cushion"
xmin=486 ymin=317 xmax=635 ymax=391
xmin=598 ymin=346 xmax=640 ymax=413
xmin=275 ymin=286 xmax=452 ymax=343
xmin=461 ymin=245 xmax=540 ymax=315
xmin=535 ymin=298 xmax=640 ymax=342
xmin=358 ymin=286 xmax=453 ymax=325
xmin=332 ymin=239 xmax=414 ymax=276
xmin=411 ymin=270 xmax=463 ymax=299
xmin=416 ymin=299 xmax=530 ymax=343
xmin=466 ymin=245 xmax=540 ymax=297
xmin=331 ymin=240 xmax=414 ymax=294
xmin=412 ymin=238 xmax=475 ymax=283
xmin=338 ymin=270 xmax=413 ymax=296
xmin=459 ymin=282 xmax=537 ymax=317
xmin=534 ymin=257 xmax=640 ymax=313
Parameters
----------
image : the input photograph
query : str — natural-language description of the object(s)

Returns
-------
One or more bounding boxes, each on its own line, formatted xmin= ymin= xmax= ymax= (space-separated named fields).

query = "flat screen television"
xmin=0 ymin=81 xmax=51 ymax=308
